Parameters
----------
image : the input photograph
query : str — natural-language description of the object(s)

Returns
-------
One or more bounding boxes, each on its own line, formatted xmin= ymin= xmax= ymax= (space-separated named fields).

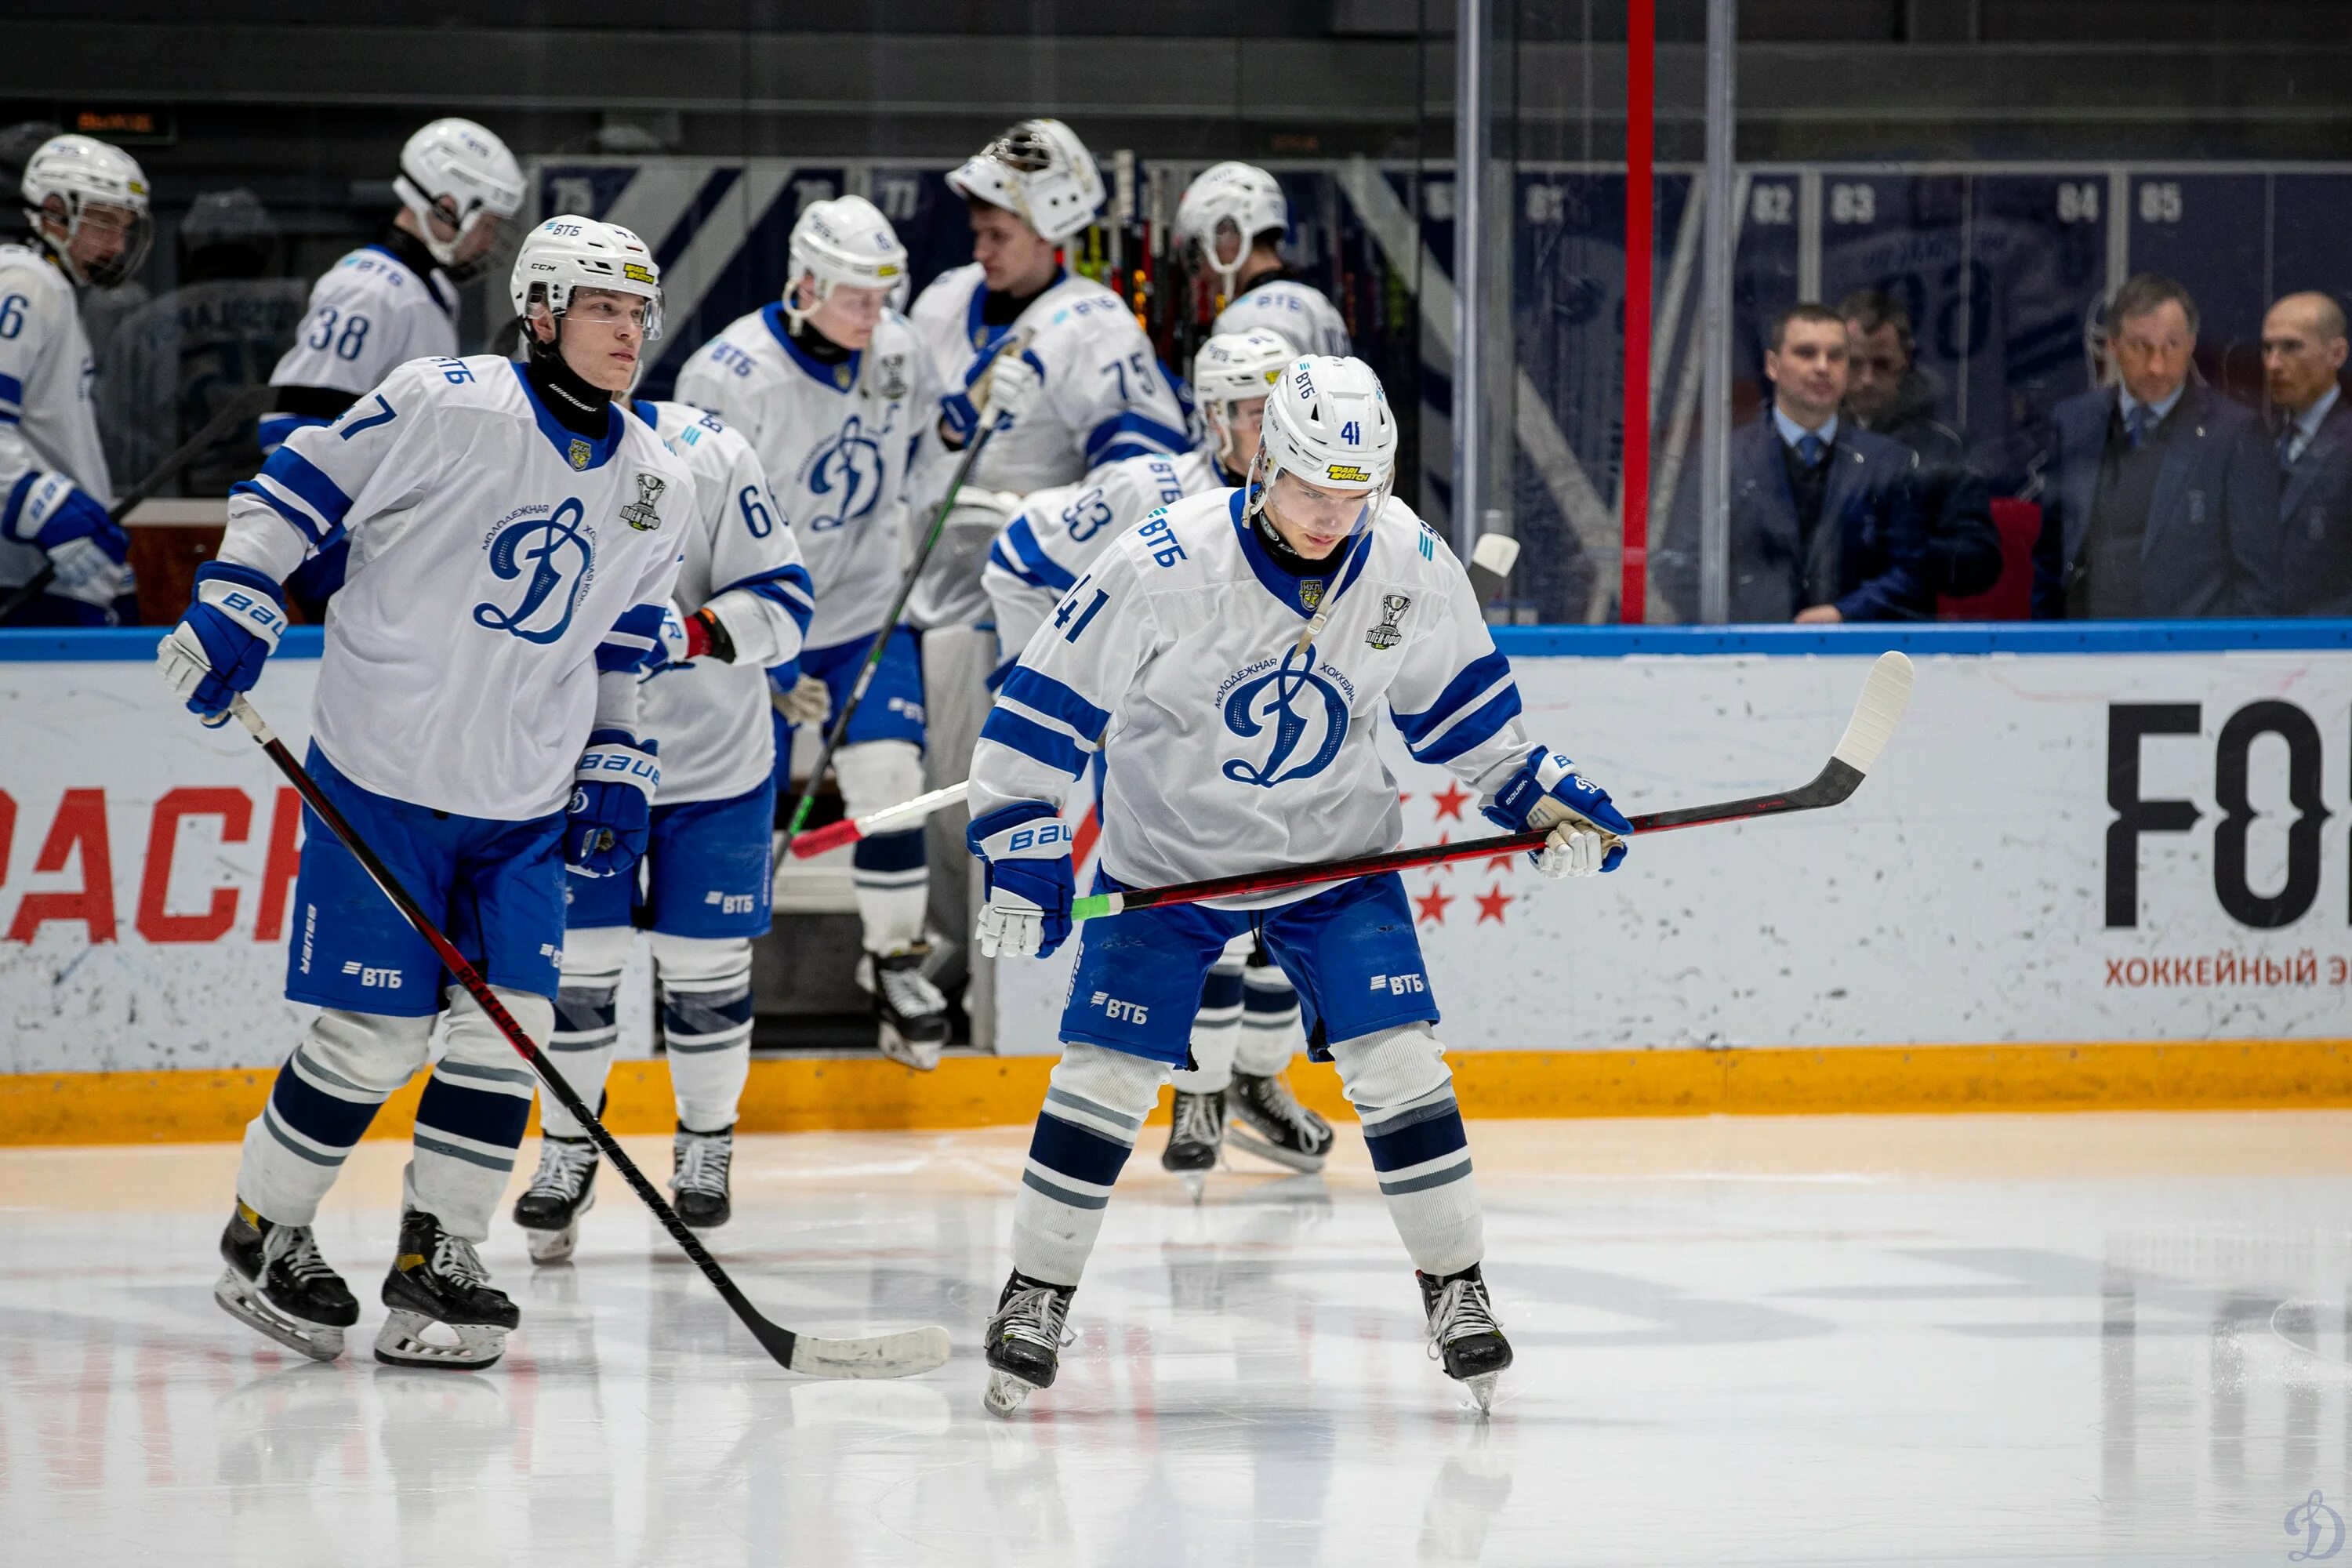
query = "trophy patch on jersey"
xmin=1299 ymin=579 xmax=1326 ymax=611
xmin=619 ymin=472 xmax=666 ymax=532
xmin=875 ymin=354 xmax=909 ymax=400
xmin=567 ymin=437 xmax=593 ymax=470
xmin=1366 ymin=593 xmax=1410 ymax=649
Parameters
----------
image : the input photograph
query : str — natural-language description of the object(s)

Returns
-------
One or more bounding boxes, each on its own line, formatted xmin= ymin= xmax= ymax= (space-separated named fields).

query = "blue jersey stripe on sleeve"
xmin=1408 ymin=686 xmax=1523 ymax=766
xmin=259 ymin=447 xmax=358 ymax=531
xmin=0 ymin=371 xmax=22 ymax=412
xmin=256 ymin=412 xmax=331 ymax=455
xmin=1392 ymin=648 xmax=1514 ymax=748
xmin=230 ymin=478 xmax=334 ymax=547
xmin=1082 ymin=411 xmax=1191 ymax=469
xmin=999 ymin=665 xmax=1110 ymax=744
xmin=1001 ymin=516 xmax=1079 ymax=592
xmin=979 ymin=707 xmax=1091 ymax=779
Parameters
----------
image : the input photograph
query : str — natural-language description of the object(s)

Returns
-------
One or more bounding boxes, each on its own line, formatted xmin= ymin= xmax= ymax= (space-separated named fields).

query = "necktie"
xmin=2125 ymin=405 xmax=2152 ymax=450
xmin=2278 ymin=420 xmax=2302 ymax=470
xmin=1796 ymin=432 xmax=1824 ymax=467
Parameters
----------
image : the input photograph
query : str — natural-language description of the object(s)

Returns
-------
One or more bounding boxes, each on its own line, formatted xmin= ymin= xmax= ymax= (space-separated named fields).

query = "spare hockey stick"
xmin=784 ymin=532 xmax=1531 ymax=860
xmin=1070 ymin=649 xmax=1913 ymax=922
xmin=223 ymin=694 xmax=953 ymax=1380
xmin=0 ymin=383 xmax=276 ymax=626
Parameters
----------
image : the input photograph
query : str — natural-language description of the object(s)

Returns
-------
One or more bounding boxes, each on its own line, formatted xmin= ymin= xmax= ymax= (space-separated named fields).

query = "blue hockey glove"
xmin=564 ymin=731 xmax=659 ymax=878
xmin=155 ymin=562 xmax=289 ymax=723
xmin=1480 ymin=746 xmax=1633 ymax=879
xmin=967 ymin=800 xmax=1074 ymax=958
xmin=5 ymin=471 xmax=132 ymax=605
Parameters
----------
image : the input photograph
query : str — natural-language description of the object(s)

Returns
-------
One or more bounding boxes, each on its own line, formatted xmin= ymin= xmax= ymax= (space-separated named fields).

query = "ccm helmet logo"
xmin=1326 ymin=463 xmax=1370 ymax=483
xmin=622 ymin=262 xmax=655 ymax=283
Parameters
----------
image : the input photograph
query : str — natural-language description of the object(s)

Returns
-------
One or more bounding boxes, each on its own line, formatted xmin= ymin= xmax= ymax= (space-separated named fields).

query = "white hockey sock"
xmin=1331 ymin=1025 xmax=1485 ymax=1277
xmin=539 ymin=926 xmax=628 ymax=1141
xmin=408 ymin=985 xmax=552 ymax=1243
xmin=837 ymin=740 xmax=929 ymax=955
xmin=237 ymin=1008 xmax=434 ymax=1225
xmin=1011 ymin=1041 xmax=1168 ymax=1286
xmin=654 ymin=933 xmax=755 ymax=1132
xmin=1168 ymin=949 xmax=1245 ymax=1094
xmin=1234 ymin=952 xmax=1302 ymax=1076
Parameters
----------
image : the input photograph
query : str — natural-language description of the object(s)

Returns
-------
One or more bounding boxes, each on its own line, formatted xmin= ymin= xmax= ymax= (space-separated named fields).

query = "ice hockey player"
xmin=981 ymin=328 xmax=1337 ymax=1185
xmin=1176 ymin=162 xmax=1352 ymax=358
xmin=262 ymin=118 xmax=524 ymax=614
xmin=0 ymin=133 xmax=149 ymax=626
xmin=673 ymin=195 xmax=956 ymax=1069
xmin=158 ymin=217 xmax=690 ymax=1369
xmin=512 ymin=397 xmax=815 ymax=1261
xmin=965 ymin=354 xmax=1635 ymax=1417
xmin=904 ymin=118 xmax=1191 ymax=628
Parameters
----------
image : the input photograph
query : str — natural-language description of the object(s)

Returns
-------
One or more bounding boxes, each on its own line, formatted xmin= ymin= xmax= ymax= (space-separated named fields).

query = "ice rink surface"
xmin=5 ymin=1110 xmax=2352 ymax=1566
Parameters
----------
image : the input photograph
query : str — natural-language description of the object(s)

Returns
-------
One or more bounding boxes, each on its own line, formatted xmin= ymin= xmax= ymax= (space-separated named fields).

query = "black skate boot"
xmin=1225 ymin=1071 xmax=1334 ymax=1173
xmin=982 ymin=1270 xmax=1076 ymax=1418
xmin=214 ymin=1199 xmax=360 ymax=1361
xmin=376 ymin=1209 xmax=520 ymax=1370
xmin=858 ymin=947 xmax=949 ymax=1071
xmin=1419 ymin=1262 xmax=1513 ymax=1413
xmin=672 ymin=1123 xmax=734 ymax=1229
xmin=512 ymin=1134 xmax=598 ymax=1264
xmin=1159 ymin=1088 xmax=1225 ymax=1202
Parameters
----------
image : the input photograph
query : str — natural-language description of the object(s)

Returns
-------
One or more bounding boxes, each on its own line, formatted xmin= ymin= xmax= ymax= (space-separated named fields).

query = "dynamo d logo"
xmin=800 ymin=413 xmax=885 ymax=533
xmin=1221 ymin=653 xmax=1349 ymax=788
xmin=474 ymin=499 xmax=595 ymax=644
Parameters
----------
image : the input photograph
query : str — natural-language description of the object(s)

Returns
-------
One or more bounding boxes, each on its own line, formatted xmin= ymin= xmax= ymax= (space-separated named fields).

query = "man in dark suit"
xmin=2032 ymin=274 xmax=2282 ymax=619
xmin=1659 ymin=302 xmax=1928 ymax=622
xmin=2263 ymin=290 xmax=2352 ymax=616
xmin=1840 ymin=289 xmax=2004 ymax=600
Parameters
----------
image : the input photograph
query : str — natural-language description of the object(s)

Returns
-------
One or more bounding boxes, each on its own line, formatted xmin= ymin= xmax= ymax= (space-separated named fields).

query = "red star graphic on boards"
xmin=1430 ymin=782 xmax=1469 ymax=821
xmin=1414 ymin=884 xmax=1454 ymax=924
xmin=1474 ymin=883 xmax=1515 ymax=924
xmin=1397 ymin=791 xmax=1412 ymax=810
xmin=1485 ymin=849 xmax=1519 ymax=874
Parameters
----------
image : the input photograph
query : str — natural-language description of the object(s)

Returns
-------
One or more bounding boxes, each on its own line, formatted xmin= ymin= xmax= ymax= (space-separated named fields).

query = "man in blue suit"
xmin=2033 ymin=274 xmax=2281 ymax=619
xmin=1660 ymin=303 xmax=1928 ymax=622
xmin=2263 ymin=290 xmax=2352 ymax=617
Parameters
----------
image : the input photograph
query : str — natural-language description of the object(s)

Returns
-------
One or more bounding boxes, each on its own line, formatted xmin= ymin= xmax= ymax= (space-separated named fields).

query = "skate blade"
xmin=877 ymin=1025 xmax=942 ymax=1073
xmin=1178 ymin=1171 xmax=1208 ymax=1205
xmin=373 ymin=1308 xmax=509 ymax=1370
xmin=524 ymin=1221 xmax=579 ymax=1265
xmin=1224 ymin=1126 xmax=1330 ymax=1174
xmin=1459 ymin=1371 xmax=1500 ymax=1414
xmin=982 ymin=1368 xmax=1039 ymax=1419
xmin=214 ymin=1269 xmax=345 ymax=1362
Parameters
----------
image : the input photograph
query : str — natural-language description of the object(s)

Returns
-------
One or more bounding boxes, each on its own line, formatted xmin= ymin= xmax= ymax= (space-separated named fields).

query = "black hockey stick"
xmin=0 ymin=383 xmax=277 ymax=626
xmin=1072 ymin=650 xmax=1914 ymax=920
xmin=223 ymin=694 xmax=953 ymax=1379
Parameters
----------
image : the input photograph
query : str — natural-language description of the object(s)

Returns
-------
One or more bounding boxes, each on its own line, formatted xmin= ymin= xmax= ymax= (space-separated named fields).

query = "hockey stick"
xmin=223 ymin=694 xmax=953 ymax=1380
xmin=0 ymin=383 xmax=276 ymax=626
xmin=1070 ymin=649 xmax=1913 ymax=921
xmin=782 ymin=533 xmax=1530 ymax=860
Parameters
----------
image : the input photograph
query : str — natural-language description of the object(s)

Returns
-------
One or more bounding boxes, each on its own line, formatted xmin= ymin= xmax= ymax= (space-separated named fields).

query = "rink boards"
xmin=3 ymin=622 xmax=2350 ymax=1139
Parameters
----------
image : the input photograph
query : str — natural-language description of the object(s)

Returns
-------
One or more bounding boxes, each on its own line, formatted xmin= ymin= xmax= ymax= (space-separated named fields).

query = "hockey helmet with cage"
xmin=20 ymin=133 xmax=151 ymax=289
xmin=510 ymin=216 xmax=665 ymax=340
xmin=786 ymin=194 xmax=908 ymax=329
xmin=1176 ymin=162 xmax=1289 ymax=295
xmin=946 ymin=119 xmax=1104 ymax=244
xmin=394 ymin=118 xmax=524 ymax=281
xmin=1192 ymin=328 xmax=1294 ymax=470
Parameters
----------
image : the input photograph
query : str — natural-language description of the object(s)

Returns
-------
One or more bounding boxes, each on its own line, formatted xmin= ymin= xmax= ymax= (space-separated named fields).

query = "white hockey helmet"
xmin=1192 ymin=328 xmax=1292 ymax=471
xmin=1177 ymin=162 xmax=1289 ymax=293
xmin=510 ymin=216 xmax=664 ymax=340
xmin=20 ymin=133 xmax=151 ymax=288
xmin=946 ymin=119 xmax=1104 ymax=243
xmin=786 ymin=194 xmax=908 ymax=328
xmin=394 ymin=118 xmax=524 ymax=278
xmin=1250 ymin=354 xmax=1398 ymax=524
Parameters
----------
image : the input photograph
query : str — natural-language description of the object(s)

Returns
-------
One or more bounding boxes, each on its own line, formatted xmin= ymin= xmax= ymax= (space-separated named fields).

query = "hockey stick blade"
xmin=1465 ymin=532 xmax=1520 ymax=608
xmin=790 ymin=1324 xmax=958 ymax=1379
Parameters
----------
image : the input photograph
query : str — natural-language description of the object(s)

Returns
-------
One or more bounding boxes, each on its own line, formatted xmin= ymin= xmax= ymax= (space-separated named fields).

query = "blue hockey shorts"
xmin=1060 ymin=869 xmax=1437 ymax=1068
xmin=564 ymin=777 xmax=775 ymax=939
xmin=284 ymin=744 xmax=567 ymax=1015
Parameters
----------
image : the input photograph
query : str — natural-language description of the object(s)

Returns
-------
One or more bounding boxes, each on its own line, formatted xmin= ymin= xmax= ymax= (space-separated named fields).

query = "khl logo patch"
xmin=474 ymin=499 xmax=595 ymax=644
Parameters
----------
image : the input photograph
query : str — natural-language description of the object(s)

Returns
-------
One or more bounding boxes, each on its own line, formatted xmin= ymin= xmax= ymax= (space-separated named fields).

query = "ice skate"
xmin=511 ymin=1134 xmax=598 ymax=1264
xmin=981 ymin=1270 xmax=1076 ymax=1418
xmin=213 ymin=1199 xmax=359 ymax=1361
xmin=1419 ymin=1263 xmax=1512 ymax=1413
xmin=375 ymin=1209 xmax=519 ymax=1370
xmin=1225 ymin=1070 xmax=1334 ymax=1173
xmin=1160 ymin=1088 xmax=1225 ymax=1203
xmin=671 ymin=1123 xmax=735 ymax=1229
xmin=858 ymin=948 xmax=949 ymax=1071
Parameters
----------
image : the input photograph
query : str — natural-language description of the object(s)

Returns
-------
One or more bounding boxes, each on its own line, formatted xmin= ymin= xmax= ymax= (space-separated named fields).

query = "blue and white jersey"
xmin=1211 ymin=277 xmax=1352 ymax=359
xmin=633 ymin=399 xmax=814 ymax=805
xmin=0 ymin=244 xmax=111 ymax=589
xmin=673 ymin=305 xmax=938 ymax=652
xmin=970 ymin=488 xmax=1532 ymax=908
xmin=262 ymin=241 xmax=459 ymax=452
xmin=982 ymin=448 xmax=1217 ymax=661
xmin=216 ymin=354 xmax=692 ymax=821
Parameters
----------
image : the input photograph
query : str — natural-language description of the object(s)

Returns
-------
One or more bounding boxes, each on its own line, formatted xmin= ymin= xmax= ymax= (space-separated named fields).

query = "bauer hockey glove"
xmin=646 ymin=604 xmax=736 ymax=675
xmin=941 ymin=345 xmax=1047 ymax=443
xmin=5 ymin=470 xmax=132 ymax=607
xmin=967 ymin=801 xmax=1074 ymax=959
xmin=156 ymin=562 xmax=289 ymax=723
xmin=1480 ymin=746 xmax=1633 ymax=879
xmin=564 ymin=731 xmax=659 ymax=879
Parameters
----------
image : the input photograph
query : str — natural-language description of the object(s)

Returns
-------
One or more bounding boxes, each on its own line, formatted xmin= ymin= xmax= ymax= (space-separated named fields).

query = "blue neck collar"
xmin=761 ymin=303 xmax=862 ymax=391
xmin=1227 ymin=487 xmax=1375 ymax=622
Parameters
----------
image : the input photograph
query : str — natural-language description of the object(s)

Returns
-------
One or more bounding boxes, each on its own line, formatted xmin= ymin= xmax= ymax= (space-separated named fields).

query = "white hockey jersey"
xmin=907 ymin=264 xmax=1191 ymax=626
xmin=673 ymin=303 xmax=940 ymax=652
xmin=1211 ymin=276 xmax=1352 ymax=358
xmin=971 ymin=488 xmax=1535 ymax=907
xmin=262 ymin=241 xmax=460 ymax=452
xmin=0 ymin=243 xmax=112 ymax=590
xmin=630 ymin=398 xmax=815 ymax=805
xmin=218 ymin=354 xmax=692 ymax=820
xmin=982 ymin=448 xmax=1218 ymax=661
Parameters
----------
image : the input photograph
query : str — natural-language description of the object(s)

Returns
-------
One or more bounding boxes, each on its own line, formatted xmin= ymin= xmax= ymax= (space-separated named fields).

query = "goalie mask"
xmin=20 ymin=133 xmax=151 ymax=289
xmin=785 ymin=194 xmax=908 ymax=332
xmin=1176 ymin=162 xmax=1289 ymax=299
xmin=395 ymin=118 xmax=524 ymax=281
xmin=510 ymin=216 xmax=665 ymax=342
xmin=946 ymin=119 xmax=1105 ymax=244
